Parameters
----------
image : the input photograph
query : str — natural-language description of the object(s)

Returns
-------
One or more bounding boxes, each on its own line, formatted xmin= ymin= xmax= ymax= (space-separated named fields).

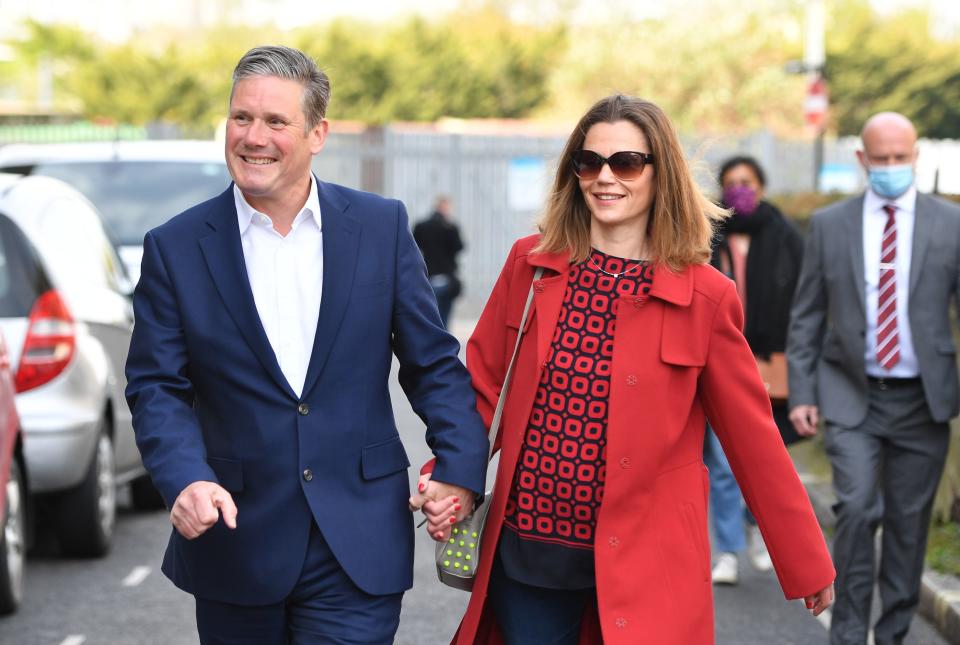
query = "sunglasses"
xmin=571 ymin=149 xmax=655 ymax=181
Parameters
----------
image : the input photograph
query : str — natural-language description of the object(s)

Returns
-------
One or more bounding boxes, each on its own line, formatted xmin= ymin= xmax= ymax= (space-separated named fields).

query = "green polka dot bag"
xmin=435 ymin=268 xmax=542 ymax=591
xmin=435 ymin=498 xmax=492 ymax=590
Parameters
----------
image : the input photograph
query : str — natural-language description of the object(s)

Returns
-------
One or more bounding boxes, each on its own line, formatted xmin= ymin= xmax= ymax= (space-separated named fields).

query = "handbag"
xmin=435 ymin=267 xmax=543 ymax=591
xmin=756 ymin=352 xmax=788 ymax=402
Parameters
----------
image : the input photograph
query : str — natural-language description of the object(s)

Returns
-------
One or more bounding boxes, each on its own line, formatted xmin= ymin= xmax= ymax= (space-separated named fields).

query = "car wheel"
xmin=0 ymin=457 xmax=26 ymax=614
xmin=130 ymin=474 xmax=165 ymax=511
xmin=55 ymin=423 xmax=116 ymax=557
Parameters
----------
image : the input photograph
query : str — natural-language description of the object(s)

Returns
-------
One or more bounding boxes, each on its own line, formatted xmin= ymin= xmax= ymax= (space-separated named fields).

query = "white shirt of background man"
xmin=862 ymin=184 xmax=918 ymax=378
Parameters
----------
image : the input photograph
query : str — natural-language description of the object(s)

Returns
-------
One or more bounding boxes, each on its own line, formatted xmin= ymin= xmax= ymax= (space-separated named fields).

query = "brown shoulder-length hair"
xmin=534 ymin=94 xmax=727 ymax=271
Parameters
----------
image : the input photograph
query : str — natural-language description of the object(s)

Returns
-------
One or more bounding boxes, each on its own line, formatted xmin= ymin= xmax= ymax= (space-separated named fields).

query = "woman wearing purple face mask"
xmin=705 ymin=155 xmax=805 ymax=586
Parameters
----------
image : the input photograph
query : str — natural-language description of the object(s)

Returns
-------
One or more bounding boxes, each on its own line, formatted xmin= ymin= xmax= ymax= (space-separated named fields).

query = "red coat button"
xmin=616 ymin=617 xmax=628 ymax=628
xmin=619 ymin=457 xmax=631 ymax=469
xmin=534 ymin=281 xmax=545 ymax=293
xmin=626 ymin=375 xmax=638 ymax=386
xmin=608 ymin=536 xmax=620 ymax=547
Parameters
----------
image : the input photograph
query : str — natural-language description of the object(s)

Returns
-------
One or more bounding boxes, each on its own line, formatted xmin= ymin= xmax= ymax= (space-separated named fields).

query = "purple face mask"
xmin=723 ymin=185 xmax=759 ymax=216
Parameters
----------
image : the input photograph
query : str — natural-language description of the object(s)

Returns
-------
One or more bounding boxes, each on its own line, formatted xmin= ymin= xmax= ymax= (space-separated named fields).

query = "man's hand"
xmin=789 ymin=404 xmax=820 ymax=437
xmin=804 ymin=583 xmax=834 ymax=616
xmin=170 ymin=481 xmax=237 ymax=539
xmin=408 ymin=473 xmax=473 ymax=542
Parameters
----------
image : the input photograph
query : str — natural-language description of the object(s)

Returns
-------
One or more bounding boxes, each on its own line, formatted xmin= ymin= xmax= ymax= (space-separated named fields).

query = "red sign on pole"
xmin=804 ymin=75 xmax=829 ymax=130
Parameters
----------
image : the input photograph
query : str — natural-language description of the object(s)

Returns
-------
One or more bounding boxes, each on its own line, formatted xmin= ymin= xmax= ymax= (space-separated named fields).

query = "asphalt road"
xmin=0 ymin=333 xmax=950 ymax=645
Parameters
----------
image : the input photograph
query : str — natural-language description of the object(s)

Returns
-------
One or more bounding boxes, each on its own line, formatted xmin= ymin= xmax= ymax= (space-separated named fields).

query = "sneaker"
xmin=748 ymin=525 xmax=773 ymax=571
xmin=711 ymin=552 xmax=739 ymax=585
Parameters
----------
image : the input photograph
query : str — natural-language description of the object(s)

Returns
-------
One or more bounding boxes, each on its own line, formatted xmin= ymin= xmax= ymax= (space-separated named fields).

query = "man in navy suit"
xmin=125 ymin=45 xmax=488 ymax=644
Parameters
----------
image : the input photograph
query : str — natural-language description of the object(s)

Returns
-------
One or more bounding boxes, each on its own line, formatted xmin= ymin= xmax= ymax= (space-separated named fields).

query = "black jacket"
xmin=710 ymin=201 xmax=804 ymax=357
xmin=413 ymin=212 xmax=463 ymax=277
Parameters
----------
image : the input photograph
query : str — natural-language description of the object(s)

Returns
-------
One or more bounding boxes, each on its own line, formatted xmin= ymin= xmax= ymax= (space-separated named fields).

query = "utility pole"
xmin=804 ymin=0 xmax=827 ymax=192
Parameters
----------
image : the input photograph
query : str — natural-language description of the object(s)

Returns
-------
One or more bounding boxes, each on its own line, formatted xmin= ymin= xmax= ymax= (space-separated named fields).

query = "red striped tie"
xmin=876 ymin=204 xmax=900 ymax=369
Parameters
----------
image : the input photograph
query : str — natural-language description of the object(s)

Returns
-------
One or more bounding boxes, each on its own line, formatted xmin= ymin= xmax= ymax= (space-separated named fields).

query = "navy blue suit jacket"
xmin=125 ymin=179 xmax=488 ymax=604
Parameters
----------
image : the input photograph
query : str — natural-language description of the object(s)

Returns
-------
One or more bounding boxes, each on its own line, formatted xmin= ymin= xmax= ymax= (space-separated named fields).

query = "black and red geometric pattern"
xmin=502 ymin=250 xmax=653 ymax=557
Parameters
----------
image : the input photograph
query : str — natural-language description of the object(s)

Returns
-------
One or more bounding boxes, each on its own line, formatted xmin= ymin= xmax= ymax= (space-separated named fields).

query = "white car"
xmin=0 ymin=173 xmax=153 ymax=557
xmin=0 ymin=141 xmax=231 ymax=284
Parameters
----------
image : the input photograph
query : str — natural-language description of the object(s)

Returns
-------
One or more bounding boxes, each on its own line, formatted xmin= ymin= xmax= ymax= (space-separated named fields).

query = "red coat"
xmin=431 ymin=234 xmax=834 ymax=645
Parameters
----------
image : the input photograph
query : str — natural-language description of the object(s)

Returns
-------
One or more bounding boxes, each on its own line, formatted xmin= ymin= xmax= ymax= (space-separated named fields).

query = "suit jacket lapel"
xmin=301 ymin=180 xmax=361 ymax=397
xmin=909 ymin=193 xmax=933 ymax=294
xmin=198 ymin=186 xmax=296 ymax=398
xmin=846 ymin=195 xmax=866 ymax=316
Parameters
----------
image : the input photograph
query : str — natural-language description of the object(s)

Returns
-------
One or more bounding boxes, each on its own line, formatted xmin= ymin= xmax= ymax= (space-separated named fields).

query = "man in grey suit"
xmin=788 ymin=112 xmax=960 ymax=645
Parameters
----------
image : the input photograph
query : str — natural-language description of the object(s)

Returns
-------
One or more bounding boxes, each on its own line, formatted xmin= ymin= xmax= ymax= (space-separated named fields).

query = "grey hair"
xmin=231 ymin=45 xmax=331 ymax=129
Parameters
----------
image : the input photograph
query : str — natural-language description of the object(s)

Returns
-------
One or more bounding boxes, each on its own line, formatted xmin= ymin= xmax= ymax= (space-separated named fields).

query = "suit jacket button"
xmin=303 ymin=469 xmax=313 ymax=482
xmin=626 ymin=375 xmax=637 ymax=386
xmin=608 ymin=536 xmax=620 ymax=547
xmin=615 ymin=617 xmax=627 ymax=628
xmin=298 ymin=403 xmax=310 ymax=415
xmin=619 ymin=457 xmax=631 ymax=469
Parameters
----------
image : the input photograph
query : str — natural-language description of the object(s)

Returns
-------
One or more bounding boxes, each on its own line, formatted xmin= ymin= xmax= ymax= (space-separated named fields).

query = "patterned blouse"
xmin=498 ymin=248 xmax=654 ymax=589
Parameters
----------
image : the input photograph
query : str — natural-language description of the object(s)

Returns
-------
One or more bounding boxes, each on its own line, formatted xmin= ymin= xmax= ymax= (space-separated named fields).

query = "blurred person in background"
xmin=788 ymin=112 xmax=960 ymax=645
xmin=705 ymin=155 xmax=805 ymax=585
xmin=414 ymin=195 xmax=465 ymax=328
xmin=125 ymin=45 xmax=487 ymax=644
xmin=412 ymin=94 xmax=833 ymax=645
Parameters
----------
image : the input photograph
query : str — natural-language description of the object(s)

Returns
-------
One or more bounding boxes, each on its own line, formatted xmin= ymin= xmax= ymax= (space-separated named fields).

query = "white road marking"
xmin=122 ymin=565 xmax=152 ymax=587
xmin=60 ymin=636 xmax=86 ymax=645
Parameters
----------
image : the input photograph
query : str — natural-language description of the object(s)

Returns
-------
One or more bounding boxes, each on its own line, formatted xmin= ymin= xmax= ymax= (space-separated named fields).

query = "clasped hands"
xmin=408 ymin=473 xmax=473 ymax=542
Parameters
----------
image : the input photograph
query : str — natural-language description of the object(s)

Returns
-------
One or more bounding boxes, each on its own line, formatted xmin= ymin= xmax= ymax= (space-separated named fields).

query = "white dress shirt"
xmin=863 ymin=185 xmax=918 ymax=377
xmin=234 ymin=177 xmax=323 ymax=397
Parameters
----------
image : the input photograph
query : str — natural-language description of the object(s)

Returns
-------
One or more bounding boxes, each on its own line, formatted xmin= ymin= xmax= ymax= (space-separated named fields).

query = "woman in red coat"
xmin=413 ymin=95 xmax=835 ymax=644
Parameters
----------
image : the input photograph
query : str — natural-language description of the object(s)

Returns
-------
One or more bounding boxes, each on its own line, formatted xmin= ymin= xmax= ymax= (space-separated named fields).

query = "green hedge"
xmin=769 ymin=192 xmax=960 ymax=231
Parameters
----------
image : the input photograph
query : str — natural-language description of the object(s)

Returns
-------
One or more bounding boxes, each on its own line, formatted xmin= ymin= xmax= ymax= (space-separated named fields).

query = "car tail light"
xmin=14 ymin=289 xmax=76 ymax=393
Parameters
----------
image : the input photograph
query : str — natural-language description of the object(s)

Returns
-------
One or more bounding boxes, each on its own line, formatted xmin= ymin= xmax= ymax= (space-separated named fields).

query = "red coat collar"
xmin=526 ymin=248 xmax=694 ymax=307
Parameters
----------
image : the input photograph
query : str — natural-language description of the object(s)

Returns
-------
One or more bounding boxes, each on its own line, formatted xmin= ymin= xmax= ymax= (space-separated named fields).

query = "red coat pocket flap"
xmin=660 ymin=304 xmax=709 ymax=367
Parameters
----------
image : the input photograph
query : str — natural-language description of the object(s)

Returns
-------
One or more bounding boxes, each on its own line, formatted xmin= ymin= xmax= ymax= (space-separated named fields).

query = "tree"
xmin=825 ymin=0 xmax=960 ymax=138
xmin=5 ymin=0 xmax=959 ymax=137
xmin=543 ymin=0 xmax=808 ymax=136
xmin=297 ymin=11 xmax=564 ymax=123
xmin=6 ymin=20 xmax=95 ymax=111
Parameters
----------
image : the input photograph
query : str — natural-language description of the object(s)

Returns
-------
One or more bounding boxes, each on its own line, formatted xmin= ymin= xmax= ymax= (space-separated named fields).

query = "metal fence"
xmin=3 ymin=122 xmax=959 ymax=316
xmin=314 ymin=129 xmax=567 ymax=317
xmin=0 ymin=122 xmax=148 ymax=143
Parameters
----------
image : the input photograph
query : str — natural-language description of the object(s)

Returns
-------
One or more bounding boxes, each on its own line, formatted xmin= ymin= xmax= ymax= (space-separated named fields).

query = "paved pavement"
xmin=798 ymin=469 xmax=960 ymax=645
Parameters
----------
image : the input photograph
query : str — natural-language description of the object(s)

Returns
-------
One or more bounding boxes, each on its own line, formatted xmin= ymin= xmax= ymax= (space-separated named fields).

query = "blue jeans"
xmin=703 ymin=425 xmax=753 ymax=553
xmin=488 ymin=556 xmax=596 ymax=645
xmin=429 ymin=275 xmax=458 ymax=329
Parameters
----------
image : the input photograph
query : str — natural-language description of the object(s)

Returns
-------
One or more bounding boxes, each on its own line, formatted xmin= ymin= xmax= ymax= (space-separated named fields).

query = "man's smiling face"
xmin=225 ymin=75 xmax=326 ymax=215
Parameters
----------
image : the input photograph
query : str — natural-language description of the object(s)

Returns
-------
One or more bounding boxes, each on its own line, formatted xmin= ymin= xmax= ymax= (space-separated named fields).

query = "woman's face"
xmin=578 ymin=120 xmax=656 ymax=236
xmin=721 ymin=163 xmax=764 ymax=200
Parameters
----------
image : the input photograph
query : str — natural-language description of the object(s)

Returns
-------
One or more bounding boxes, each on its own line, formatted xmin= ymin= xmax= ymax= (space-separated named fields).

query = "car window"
xmin=34 ymin=197 xmax=114 ymax=292
xmin=0 ymin=213 xmax=51 ymax=317
xmin=5 ymin=160 xmax=231 ymax=246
